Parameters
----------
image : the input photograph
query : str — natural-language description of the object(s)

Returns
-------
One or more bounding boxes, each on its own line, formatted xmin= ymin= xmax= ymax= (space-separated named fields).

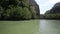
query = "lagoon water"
xmin=0 ymin=20 xmax=60 ymax=34
xmin=0 ymin=20 xmax=40 ymax=34
xmin=40 ymin=20 xmax=60 ymax=34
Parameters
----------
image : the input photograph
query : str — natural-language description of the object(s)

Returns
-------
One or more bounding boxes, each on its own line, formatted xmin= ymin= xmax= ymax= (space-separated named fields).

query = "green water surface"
xmin=40 ymin=20 xmax=60 ymax=34
xmin=0 ymin=20 xmax=40 ymax=34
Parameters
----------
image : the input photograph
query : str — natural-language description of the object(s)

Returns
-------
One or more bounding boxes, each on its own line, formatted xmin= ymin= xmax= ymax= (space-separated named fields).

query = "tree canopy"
xmin=0 ymin=0 xmax=40 ymax=20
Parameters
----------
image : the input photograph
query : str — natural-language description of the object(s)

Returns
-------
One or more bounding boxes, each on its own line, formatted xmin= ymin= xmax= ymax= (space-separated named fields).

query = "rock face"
xmin=0 ymin=0 xmax=40 ymax=20
xmin=50 ymin=2 xmax=60 ymax=13
xmin=29 ymin=0 xmax=40 ymax=18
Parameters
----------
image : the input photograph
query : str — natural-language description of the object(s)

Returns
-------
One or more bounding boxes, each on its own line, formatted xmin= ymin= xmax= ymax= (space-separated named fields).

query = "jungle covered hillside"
xmin=0 ymin=0 xmax=40 ymax=20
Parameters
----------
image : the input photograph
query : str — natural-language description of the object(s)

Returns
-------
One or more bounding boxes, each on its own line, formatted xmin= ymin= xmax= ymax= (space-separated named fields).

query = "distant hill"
xmin=50 ymin=2 xmax=60 ymax=13
xmin=41 ymin=2 xmax=60 ymax=19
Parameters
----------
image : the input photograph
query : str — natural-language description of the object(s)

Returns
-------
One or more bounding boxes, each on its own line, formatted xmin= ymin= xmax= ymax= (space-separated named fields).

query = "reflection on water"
xmin=40 ymin=20 xmax=60 ymax=34
xmin=1 ymin=20 xmax=60 ymax=34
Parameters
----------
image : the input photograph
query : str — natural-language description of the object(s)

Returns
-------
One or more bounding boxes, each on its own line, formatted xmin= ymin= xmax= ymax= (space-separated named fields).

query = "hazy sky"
xmin=35 ymin=0 xmax=60 ymax=14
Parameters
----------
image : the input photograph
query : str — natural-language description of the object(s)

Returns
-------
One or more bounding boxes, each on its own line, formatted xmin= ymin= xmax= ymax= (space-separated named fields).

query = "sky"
xmin=35 ymin=0 xmax=60 ymax=14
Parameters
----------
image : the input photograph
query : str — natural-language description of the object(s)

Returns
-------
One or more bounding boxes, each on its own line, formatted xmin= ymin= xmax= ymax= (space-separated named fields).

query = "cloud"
xmin=41 ymin=0 xmax=60 ymax=6
xmin=35 ymin=0 xmax=60 ymax=14
xmin=48 ymin=0 xmax=60 ymax=4
xmin=36 ymin=0 xmax=60 ymax=7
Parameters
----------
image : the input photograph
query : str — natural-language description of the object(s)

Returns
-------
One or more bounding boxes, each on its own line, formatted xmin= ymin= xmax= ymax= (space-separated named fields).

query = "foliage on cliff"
xmin=0 ymin=0 xmax=40 ymax=20
xmin=40 ymin=2 xmax=60 ymax=19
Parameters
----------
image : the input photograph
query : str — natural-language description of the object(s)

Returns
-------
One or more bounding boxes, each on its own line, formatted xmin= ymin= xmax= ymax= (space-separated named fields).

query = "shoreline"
xmin=40 ymin=19 xmax=60 ymax=20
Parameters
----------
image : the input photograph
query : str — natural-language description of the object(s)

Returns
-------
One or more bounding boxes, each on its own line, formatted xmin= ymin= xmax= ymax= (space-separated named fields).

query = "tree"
xmin=22 ymin=7 xmax=31 ymax=19
xmin=0 ymin=0 xmax=40 ymax=20
xmin=30 ymin=6 xmax=36 ymax=19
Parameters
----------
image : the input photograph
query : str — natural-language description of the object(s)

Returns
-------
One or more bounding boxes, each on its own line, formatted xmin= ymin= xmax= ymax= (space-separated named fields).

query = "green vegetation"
xmin=44 ymin=10 xmax=60 ymax=19
xmin=0 ymin=20 xmax=39 ymax=34
xmin=0 ymin=0 xmax=40 ymax=20
xmin=40 ymin=10 xmax=60 ymax=19
xmin=44 ymin=13 xmax=60 ymax=19
xmin=40 ymin=2 xmax=60 ymax=19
